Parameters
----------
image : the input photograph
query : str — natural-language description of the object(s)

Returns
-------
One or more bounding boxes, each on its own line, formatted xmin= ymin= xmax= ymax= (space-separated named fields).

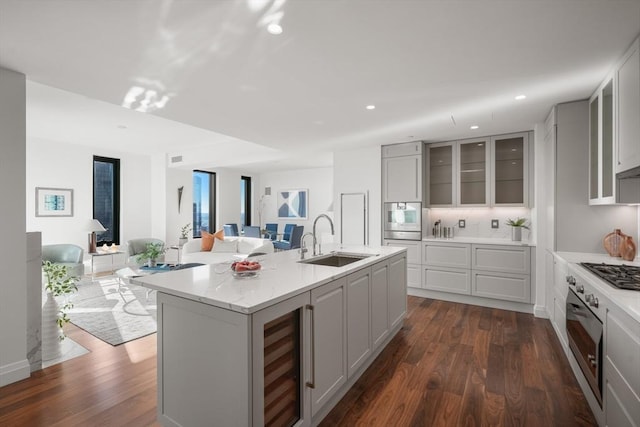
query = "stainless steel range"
xmin=579 ymin=262 xmax=640 ymax=291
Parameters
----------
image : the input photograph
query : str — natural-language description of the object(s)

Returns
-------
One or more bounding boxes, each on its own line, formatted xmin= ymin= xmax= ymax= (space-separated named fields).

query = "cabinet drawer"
xmin=423 ymin=267 xmax=470 ymax=295
xmin=472 ymin=244 xmax=530 ymax=274
xmin=424 ymin=242 xmax=470 ymax=268
xmin=606 ymin=309 xmax=640 ymax=400
xmin=605 ymin=357 xmax=640 ymax=427
xmin=472 ymin=271 xmax=530 ymax=303
xmin=384 ymin=240 xmax=421 ymax=264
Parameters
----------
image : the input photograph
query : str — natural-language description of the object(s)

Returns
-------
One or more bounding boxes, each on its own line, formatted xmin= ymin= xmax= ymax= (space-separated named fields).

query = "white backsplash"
xmin=424 ymin=207 xmax=532 ymax=240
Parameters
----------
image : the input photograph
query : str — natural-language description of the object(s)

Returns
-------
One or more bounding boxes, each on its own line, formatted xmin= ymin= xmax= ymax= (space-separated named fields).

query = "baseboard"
xmin=0 ymin=358 xmax=30 ymax=387
xmin=533 ymin=304 xmax=549 ymax=319
xmin=407 ymin=287 xmax=534 ymax=314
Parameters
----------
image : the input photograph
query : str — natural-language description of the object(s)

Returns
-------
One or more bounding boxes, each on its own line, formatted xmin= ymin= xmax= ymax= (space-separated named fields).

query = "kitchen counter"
xmin=556 ymin=251 xmax=640 ymax=323
xmin=131 ymin=244 xmax=405 ymax=314
xmin=423 ymin=236 xmax=534 ymax=246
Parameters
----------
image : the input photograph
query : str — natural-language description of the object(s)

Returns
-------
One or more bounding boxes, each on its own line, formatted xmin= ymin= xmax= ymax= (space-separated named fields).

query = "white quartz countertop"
xmin=556 ymin=251 xmax=640 ymax=323
xmin=423 ymin=236 xmax=534 ymax=246
xmin=131 ymin=244 xmax=405 ymax=314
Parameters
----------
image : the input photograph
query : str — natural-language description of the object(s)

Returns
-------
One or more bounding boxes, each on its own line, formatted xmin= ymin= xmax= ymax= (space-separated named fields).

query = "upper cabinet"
xmin=382 ymin=141 xmax=423 ymax=202
xmin=425 ymin=142 xmax=456 ymax=207
xmin=492 ymin=132 xmax=529 ymax=206
xmin=458 ymin=138 xmax=490 ymax=206
xmin=589 ymin=77 xmax=616 ymax=205
xmin=616 ymin=37 xmax=640 ymax=175
xmin=424 ymin=132 xmax=530 ymax=208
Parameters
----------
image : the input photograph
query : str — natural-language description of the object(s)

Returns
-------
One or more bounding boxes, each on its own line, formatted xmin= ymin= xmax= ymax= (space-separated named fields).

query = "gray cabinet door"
xmin=616 ymin=39 xmax=640 ymax=174
xmin=310 ymin=278 xmax=347 ymax=417
xmin=347 ymin=267 xmax=372 ymax=378
xmin=382 ymin=155 xmax=422 ymax=202
xmin=371 ymin=261 xmax=390 ymax=350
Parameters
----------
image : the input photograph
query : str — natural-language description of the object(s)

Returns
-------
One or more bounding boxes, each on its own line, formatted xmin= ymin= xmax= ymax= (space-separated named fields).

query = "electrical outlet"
xmin=458 ymin=219 xmax=466 ymax=228
xmin=491 ymin=219 xmax=499 ymax=229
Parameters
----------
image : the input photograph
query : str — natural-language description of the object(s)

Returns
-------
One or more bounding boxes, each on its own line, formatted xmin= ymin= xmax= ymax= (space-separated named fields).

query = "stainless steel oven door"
xmin=566 ymin=288 xmax=603 ymax=406
xmin=384 ymin=202 xmax=421 ymax=233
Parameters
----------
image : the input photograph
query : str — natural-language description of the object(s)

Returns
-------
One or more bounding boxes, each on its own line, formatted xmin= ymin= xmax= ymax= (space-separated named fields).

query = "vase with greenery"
xmin=179 ymin=223 xmax=191 ymax=247
xmin=506 ymin=217 xmax=529 ymax=241
xmin=136 ymin=242 xmax=166 ymax=267
xmin=42 ymin=260 xmax=78 ymax=359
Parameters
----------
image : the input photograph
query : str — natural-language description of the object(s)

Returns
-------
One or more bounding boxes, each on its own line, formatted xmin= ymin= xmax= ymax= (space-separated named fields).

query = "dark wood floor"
xmin=0 ymin=296 xmax=596 ymax=426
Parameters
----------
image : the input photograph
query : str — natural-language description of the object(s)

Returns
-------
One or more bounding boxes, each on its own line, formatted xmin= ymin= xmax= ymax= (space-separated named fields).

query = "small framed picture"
xmin=277 ymin=189 xmax=308 ymax=219
xmin=35 ymin=187 xmax=74 ymax=217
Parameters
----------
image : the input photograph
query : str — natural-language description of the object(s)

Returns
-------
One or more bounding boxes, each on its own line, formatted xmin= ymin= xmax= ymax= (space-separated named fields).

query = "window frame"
xmin=93 ymin=155 xmax=120 ymax=245
xmin=192 ymin=170 xmax=216 ymax=238
xmin=241 ymin=175 xmax=252 ymax=227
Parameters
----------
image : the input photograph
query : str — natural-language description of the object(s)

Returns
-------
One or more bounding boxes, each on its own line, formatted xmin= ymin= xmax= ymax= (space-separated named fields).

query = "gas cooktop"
xmin=580 ymin=262 xmax=640 ymax=291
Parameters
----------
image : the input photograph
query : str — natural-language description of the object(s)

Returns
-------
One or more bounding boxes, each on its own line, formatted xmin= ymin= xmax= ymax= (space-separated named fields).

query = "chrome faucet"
xmin=299 ymin=232 xmax=315 ymax=260
xmin=312 ymin=214 xmax=335 ymax=256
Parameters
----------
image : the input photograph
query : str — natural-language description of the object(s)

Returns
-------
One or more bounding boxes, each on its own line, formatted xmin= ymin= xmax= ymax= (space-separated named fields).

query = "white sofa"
xmin=181 ymin=236 xmax=274 ymax=265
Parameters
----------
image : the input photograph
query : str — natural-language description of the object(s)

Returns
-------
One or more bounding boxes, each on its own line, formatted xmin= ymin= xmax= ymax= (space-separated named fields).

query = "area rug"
xmin=68 ymin=276 xmax=157 ymax=346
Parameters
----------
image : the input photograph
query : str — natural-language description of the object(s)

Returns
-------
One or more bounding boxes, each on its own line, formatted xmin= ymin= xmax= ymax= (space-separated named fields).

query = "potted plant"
xmin=506 ymin=217 xmax=529 ymax=241
xmin=136 ymin=242 xmax=166 ymax=267
xmin=179 ymin=223 xmax=191 ymax=247
xmin=42 ymin=260 xmax=78 ymax=360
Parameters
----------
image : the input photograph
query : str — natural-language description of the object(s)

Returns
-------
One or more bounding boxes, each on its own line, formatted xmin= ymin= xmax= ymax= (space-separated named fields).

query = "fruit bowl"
xmin=231 ymin=260 xmax=262 ymax=279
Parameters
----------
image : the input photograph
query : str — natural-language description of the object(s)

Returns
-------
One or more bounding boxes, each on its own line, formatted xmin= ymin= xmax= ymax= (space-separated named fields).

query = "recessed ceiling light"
xmin=267 ymin=23 xmax=283 ymax=35
xmin=470 ymin=125 xmax=479 ymax=130
xmin=515 ymin=94 xmax=526 ymax=100
xmin=366 ymin=105 xmax=376 ymax=110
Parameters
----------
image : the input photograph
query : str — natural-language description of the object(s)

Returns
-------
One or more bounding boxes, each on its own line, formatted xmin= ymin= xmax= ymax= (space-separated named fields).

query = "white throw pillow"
xmin=211 ymin=237 xmax=238 ymax=253
xmin=237 ymin=239 xmax=256 ymax=254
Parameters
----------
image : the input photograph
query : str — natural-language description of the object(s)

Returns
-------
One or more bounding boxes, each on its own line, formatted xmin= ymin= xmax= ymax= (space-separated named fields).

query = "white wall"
xmin=166 ymin=166 xmax=193 ymax=245
xmin=0 ymin=68 xmax=29 ymax=386
xmin=258 ymin=167 xmax=334 ymax=242
xmin=26 ymin=137 xmax=155 ymax=252
xmin=334 ymin=147 xmax=381 ymax=245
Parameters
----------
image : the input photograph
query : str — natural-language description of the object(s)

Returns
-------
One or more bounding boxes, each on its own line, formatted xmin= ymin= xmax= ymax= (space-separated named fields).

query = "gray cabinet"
xmin=388 ymin=253 xmax=407 ymax=330
xmin=604 ymin=307 xmax=640 ymax=427
xmin=346 ymin=267 xmax=372 ymax=378
xmin=425 ymin=132 xmax=530 ymax=208
xmin=616 ymin=37 xmax=640 ymax=175
xmin=422 ymin=241 xmax=531 ymax=303
xmin=382 ymin=141 xmax=423 ymax=202
xmin=491 ymin=132 xmax=529 ymax=206
xmin=371 ymin=261 xmax=389 ymax=349
xmin=590 ymin=76 xmax=616 ymax=205
xmin=425 ymin=142 xmax=456 ymax=206
xmin=384 ymin=239 xmax=421 ymax=289
xmin=458 ymin=137 xmax=490 ymax=206
xmin=310 ymin=278 xmax=347 ymax=417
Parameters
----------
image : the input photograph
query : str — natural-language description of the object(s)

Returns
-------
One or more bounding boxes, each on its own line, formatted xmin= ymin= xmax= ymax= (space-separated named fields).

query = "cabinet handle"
xmin=306 ymin=304 xmax=316 ymax=389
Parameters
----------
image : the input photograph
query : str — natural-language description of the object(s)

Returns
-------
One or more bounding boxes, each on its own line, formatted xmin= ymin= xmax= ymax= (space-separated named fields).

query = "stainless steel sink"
xmin=298 ymin=252 xmax=375 ymax=267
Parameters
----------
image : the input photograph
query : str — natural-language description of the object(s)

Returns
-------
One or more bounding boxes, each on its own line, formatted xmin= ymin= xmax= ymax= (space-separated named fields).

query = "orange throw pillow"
xmin=200 ymin=229 xmax=225 ymax=251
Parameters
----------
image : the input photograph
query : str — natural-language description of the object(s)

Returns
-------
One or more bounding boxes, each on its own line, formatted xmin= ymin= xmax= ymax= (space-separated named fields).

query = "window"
xmin=241 ymin=176 xmax=251 ymax=228
xmin=93 ymin=156 xmax=120 ymax=245
xmin=193 ymin=170 xmax=216 ymax=237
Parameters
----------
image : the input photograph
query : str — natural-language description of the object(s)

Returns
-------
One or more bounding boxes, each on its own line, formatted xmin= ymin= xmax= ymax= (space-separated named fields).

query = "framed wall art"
xmin=35 ymin=187 xmax=74 ymax=217
xmin=277 ymin=189 xmax=308 ymax=219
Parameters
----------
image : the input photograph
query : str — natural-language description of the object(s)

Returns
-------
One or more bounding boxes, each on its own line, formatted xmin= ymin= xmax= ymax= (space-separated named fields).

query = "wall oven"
xmin=565 ymin=276 xmax=603 ymax=407
xmin=383 ymin=202 xmax=422 ymax=240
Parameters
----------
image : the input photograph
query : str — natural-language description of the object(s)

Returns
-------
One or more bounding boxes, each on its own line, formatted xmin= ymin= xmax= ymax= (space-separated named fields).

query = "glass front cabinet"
xmin=491 ymin=132 xmax=529 ymax=206
xmin=425 ymin=133 xmax=529 ymax=207
xmin=457 ymin=137 xmax=490 ymax=206
xmin=589 ymin=76 xmax=616 ymax=205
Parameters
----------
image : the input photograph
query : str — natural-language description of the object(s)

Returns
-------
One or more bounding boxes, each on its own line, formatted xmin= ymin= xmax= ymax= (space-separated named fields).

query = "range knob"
xmin=586 ymin=294 xmax=599 ymax=308
xmin=566 ymin=275 xmax=576 ymax=286
xmin=576 ymin=284 xmax=585 ymax=293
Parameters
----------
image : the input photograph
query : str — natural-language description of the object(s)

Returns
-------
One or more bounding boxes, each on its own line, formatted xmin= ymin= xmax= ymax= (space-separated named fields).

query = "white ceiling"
xmin=1 ymin=0 xmax=639 ymax=172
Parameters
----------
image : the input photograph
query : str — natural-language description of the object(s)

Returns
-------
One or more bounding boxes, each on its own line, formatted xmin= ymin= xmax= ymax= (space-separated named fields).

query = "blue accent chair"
xmin=243 ymin=226 xmax=261 ymax=238
xmin=274 ymin=225 xmax=304 ymax=251
xmin=264 ymin=223 xmax=278 ymax=241
xmin=223 ymin=224 xmax=239 ymax=237
xmin=282 ymin=224 xmax=296 ymax=241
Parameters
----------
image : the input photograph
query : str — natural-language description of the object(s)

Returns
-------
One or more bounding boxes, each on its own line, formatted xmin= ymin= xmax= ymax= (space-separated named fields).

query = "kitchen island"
xmin=132 ymin=245 xmax=407 ymax=427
